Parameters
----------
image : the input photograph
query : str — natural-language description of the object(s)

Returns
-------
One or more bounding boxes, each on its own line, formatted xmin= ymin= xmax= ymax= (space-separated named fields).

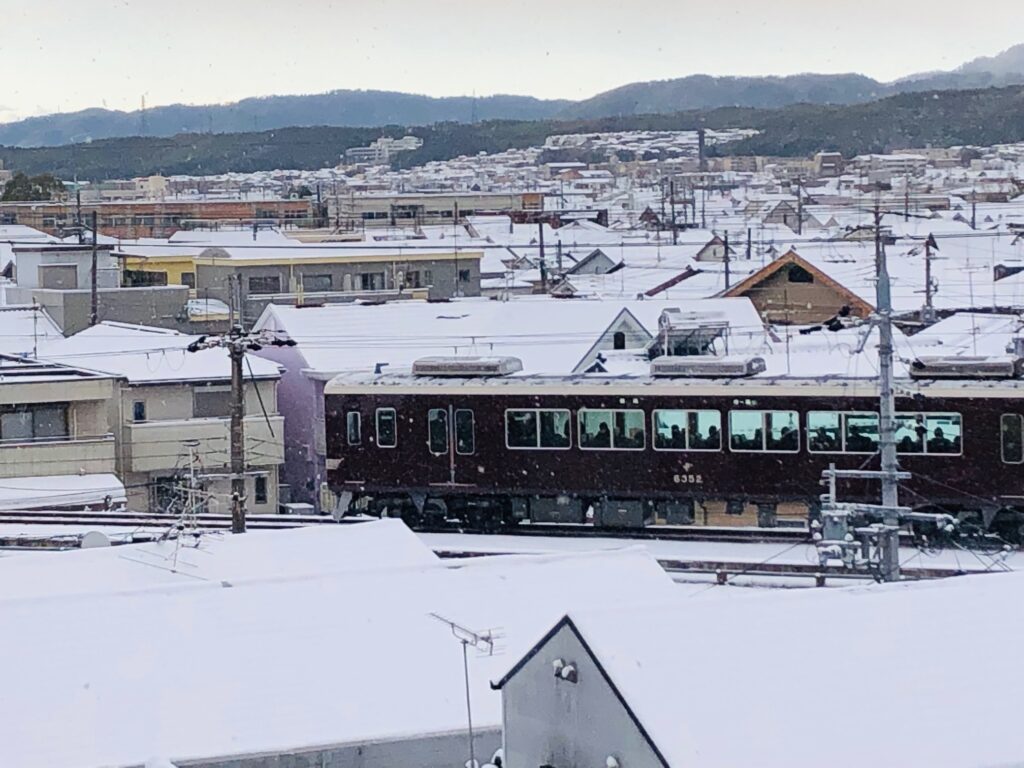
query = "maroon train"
xmin=325 ymin=370 xmax=1024 ymax=538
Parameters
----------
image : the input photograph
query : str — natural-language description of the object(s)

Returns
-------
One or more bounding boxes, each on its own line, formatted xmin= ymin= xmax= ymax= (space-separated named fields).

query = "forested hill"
xmin=3 ymin=86 xmax=1024 ymax=181
xmin=2 ymin=43 xmax=1023 ymax=147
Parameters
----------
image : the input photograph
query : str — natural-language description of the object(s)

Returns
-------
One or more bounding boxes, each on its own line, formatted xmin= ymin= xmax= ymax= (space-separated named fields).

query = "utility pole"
xmin=186 ymin=328 xmax=295 ymax=534
xmin=746 ymin=227 xmax=752 ymax=261
xmin=795 ymin=181 xmax=803 ymax=236
xmin=453 ymin=201 xmax=460 ymax=297
xmin=700 ymin=185 xmax=706 ymax=229
xmin=971 ymin=189 xmax=977 ymax=230
xmin=555 ymin=239 xmax=563 ymax=274
xmin=669 ymin=180 xmax=678 ymax=245
xmin=76 ymin=188 xmax=83 ymax=244
xmin=89 ymin=211 xmax=99 ymax=326
xmin=904 ymin=174 xmax=910 ymax=222
xmin=537 ymin=220 xmax=547 ymax=291
xmin=659 ymin=178 xmax=667 ymax=232
xmin=723 ymin=231 xmax=731 ymax=290
xmin=922 ymin=233 xmax=937 ymax=325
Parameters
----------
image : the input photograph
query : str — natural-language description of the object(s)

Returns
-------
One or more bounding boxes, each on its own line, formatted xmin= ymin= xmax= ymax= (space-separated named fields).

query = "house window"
xmin=612 ymin=331 xmax=626 ymax=350
xmin=302 ymin=274 xmax=333 ymax=292
xmin=653 ymin=410 xmax=721 ymax=451
xmin=455 ymin=409 xmax=475 ymax=455
xmin=787 ymin=265 xmax=814 ymax=283
xmin=194 ymin=387 xmax=232 ymax=418
xmin=376 ymin=408 xmax=397 ymax=448
xmin=579 ymin=409 xmax=645 ymax=450
xmin=346 ymin=411 xmax=362 ymax=445
xmin=248 ymin=275 xmax=281 ymax=294
xmin=180 ymin=272 xmax=196 ymax=289
xmin=360 ymin=272 xmax=385 ymax=291
xmin=458 ymin=269 xmax=471 ymax=283
xmin=1002 ymin=414 xmax=1023 ymax=464
xmin=0 ymin=404 xmax=69 ymax=441
xmin=254 ymin=475 xmax=268 ymax=505
xmin=729 ymin=410 xmax=799 ymax=452
xmin=427 ymin=409 xmax=449 ymax=454
xmin=132 ymin=401 xmax=147 ymax=422
xmin=505 ymin=409 xmax=571 ymax=449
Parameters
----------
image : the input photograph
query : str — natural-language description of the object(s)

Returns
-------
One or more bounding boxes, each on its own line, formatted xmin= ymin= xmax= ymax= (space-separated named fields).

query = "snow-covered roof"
xmin=254 ymin=296 xmax=763 ymax=377
xmin=0 ymin=521 xmax=676 ymax=766
xmin=516 ymin=570 xmax=1024 ymax=768
xmin=0 ymin=305 xmax=63 ymax=355
xmin=37 ymin=322 xmax=281 ymax=384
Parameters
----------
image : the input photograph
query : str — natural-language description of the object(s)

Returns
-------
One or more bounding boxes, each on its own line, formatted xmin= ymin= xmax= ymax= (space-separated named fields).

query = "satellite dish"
xmin=80 ymin=531 xmax=111 ymax=549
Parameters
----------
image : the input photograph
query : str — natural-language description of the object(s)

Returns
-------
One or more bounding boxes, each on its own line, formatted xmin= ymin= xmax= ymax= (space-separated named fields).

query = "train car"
xmin=324 ymin=357 xmax=1024 ymax=538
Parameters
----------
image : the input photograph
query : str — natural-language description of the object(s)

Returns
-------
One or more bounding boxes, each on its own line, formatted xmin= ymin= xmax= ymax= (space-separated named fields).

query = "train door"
xmin=425 ymin=405 xmax=477 ymax=487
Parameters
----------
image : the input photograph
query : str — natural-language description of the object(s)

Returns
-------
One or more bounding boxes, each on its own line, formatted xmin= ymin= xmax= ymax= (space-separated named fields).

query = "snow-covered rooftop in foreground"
xmin=524 ymin=571 xmax=1024 ymax=768
xmin=0 ymin=521 xmax=677 ymax=767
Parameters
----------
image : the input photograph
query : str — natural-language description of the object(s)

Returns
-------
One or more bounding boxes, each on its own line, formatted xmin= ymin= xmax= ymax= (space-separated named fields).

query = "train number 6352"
xmin=673 ymin=474 xmax=703 ymax=485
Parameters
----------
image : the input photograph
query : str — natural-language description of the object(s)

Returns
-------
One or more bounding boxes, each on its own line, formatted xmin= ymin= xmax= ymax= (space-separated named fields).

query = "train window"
xmin=579 ymin=409 xmax=645 ymax=450
xmin=896 ymin=412 xmax=962 ymax=455
xmin=376 ymin=408 xmax=397 ymax=448
xmin=1002 ymin=414 xmax=1024 ymax=464
xmin=427 ymin=409 xmax=449 ymax=454
xmin=924 ymin=413 xmax=962 ymax=455
xmin=729 ymin=410 xmax=799 ymax=452
xmin=808 ymin=412 xmax=879 ymax=453
xmin=455 ymin=410 xmax=475 ymax=455
xmin=807 ymin=412 xmax=841 ymax=452
xmin=505 ymin=409 xmax=571 ymax=449
xmin=346 ymin=411 xmax=361 ymax=446
xmin=652 ymin=410 xmax=721 ymax=451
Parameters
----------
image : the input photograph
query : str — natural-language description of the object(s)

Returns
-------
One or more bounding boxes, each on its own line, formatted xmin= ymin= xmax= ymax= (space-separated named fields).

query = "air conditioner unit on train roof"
xmin=412 ymin=356 xmax=524 ymax=377
xmin=909 ymin=355 xmax=1022 ymax=379
xmin=650 ymin=356 xmax=766 ymax=378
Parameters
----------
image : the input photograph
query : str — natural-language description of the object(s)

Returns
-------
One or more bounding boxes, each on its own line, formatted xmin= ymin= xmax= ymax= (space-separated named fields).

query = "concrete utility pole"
xmin=723 ymin=231 xmax=731 ymax=290
xmin=537 ymin=220 xmax=547 ymax=291
xmin=187 ymin=327 xmax=295 ymax=533
xmin=669 ymin=180 xmax=678 ymax=245
xmin=874 ymin=204 xmax=902 ymax=581
xmin=453 ymin=201 xmax=460 ymax=297
xmin=796 ymin=182 xmax=803 ymax=236
xmin=923 ymin=233 xmax=938 ymax=324
xmin=971 ymin=189 xmax=978 ymax=230
xmin=89 ymin=211 xmax=99 ymax=326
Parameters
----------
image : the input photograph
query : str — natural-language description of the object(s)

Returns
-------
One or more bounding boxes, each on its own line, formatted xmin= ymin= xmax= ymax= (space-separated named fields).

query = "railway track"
xmin=0 ymin=510 xmax=810 ymax=542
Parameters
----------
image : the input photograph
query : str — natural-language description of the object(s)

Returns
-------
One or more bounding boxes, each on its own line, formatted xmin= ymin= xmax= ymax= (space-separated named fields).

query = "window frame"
xmin=897 ymin=411 xmax=963 ymax=457
xmin=651 ymin=409 xmax=722 ymax=452
xmin=254 ymin=475 xmax=268 ymax=505
xmin=504 ymin=408 xmax=572 ymax=451
xmin=247 ymin=275 xmax=282 ymax=295
xmin=1001 ymin=413 xmax=1024 ymax=465
xmin=132 ymin=400 xmax=147 ymax=423
xmin=427 ymin=408 xmax=450 ymax=455
xmin=728 ymin=410 xmax=801 ymax=454
xmin=807 ymin=411 xmax=880 ymax=454
xmin=346 ymin=411 xmax=362 ymax=446
xmin=578 ymin=408 xmax=646 ymax=451
xmin=455 ymin=409 xmax=475 ymax=455
xmin=375 ymin=407 xmax=397 ymax=449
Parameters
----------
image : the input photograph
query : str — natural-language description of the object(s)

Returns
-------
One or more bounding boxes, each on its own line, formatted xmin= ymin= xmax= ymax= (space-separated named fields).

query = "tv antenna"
xmin=430 ymin=613 xmax=500 ymax=768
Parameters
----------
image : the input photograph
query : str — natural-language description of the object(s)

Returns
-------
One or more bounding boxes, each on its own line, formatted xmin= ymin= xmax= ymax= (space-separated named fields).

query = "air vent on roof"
xmin=650 ymin=356 xmax=766 ymax=378
xmin=412 ymin=356 xmax=523 ymax=377
xmin=909 ymin=356 xmax=1022 ymax=380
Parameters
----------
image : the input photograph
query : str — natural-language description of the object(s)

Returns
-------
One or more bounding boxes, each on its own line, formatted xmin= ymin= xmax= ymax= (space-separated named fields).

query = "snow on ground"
xmin=0 ymin=521 xmax=680 ymax=767
xmin=420 ymin=531 xmax=1011 ymax=573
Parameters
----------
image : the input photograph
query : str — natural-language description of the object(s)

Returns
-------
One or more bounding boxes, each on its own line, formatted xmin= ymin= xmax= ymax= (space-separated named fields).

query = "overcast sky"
xmin=1 ymin=0 xmax=1019 ymax=122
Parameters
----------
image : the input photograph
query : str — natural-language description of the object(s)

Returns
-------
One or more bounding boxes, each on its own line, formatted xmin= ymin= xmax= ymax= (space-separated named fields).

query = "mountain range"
xmin=2 ymin=44 xmax=1023 ymax=148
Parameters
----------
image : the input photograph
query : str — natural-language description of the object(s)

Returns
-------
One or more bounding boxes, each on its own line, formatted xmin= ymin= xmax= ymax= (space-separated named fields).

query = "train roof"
xmin=325 ymin=369 xmax=1024 ymax=399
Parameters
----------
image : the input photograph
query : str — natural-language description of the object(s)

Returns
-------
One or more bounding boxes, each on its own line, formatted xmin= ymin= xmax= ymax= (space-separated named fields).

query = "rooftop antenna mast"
xmin=430 ymin=613 xmax=498 ymax=768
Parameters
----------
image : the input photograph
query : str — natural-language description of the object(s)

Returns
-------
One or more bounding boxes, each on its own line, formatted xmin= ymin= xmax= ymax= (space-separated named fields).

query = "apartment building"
xmin=328 ymin=191 xmax=542 ymax=230
xmin=39 ymin=323 xmax=286 ymax=514
xmin=0 ymin=356 xmax=118 ymax=489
